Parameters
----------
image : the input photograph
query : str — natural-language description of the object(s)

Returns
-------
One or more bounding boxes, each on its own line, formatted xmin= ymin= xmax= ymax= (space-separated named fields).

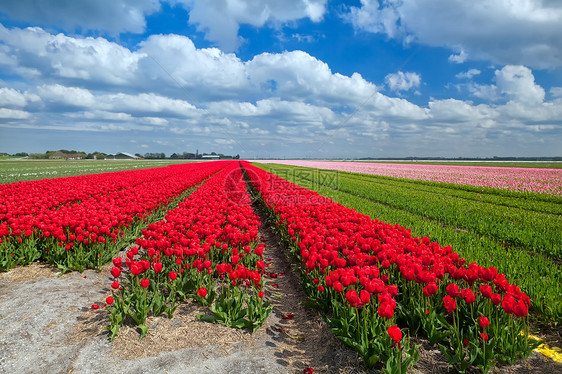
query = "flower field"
xmin=106 ymin=162 xmax=271 ymax=339
xmin=257 ymin=160 xmax=562 ymax=196
xmin=244 ymin=163 xmax=538 ymax=372
xmin=255 ymin=162 xmax=562 ymax=323
xmin=0 ymin=159 xmax=183 ymax=184
xmin=1 ymin=160 xmax=560 ymax=373
xmin=0 ymin=162 xmax=227 ymax=271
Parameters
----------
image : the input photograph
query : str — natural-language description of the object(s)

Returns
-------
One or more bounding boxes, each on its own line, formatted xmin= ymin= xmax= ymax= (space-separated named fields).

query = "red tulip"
xmin=443 ymin=295 xmax=456 ymax=314
xmin=153 ymin=262 xmax=163 ymax=273
xmin=387 ymin=325 xmax=402 ymax=342
xmin=110 ymin=267 xmax=121 ymax=278
xmin=461 ymin=288 xmax=475 ymax=304
xmin=480 ymin=284 xmax=493 ymax=298
xmin=198 ymin=287 xmax=208 ymax=298
xmin=446 ymin=283 xmax=461 ymax=298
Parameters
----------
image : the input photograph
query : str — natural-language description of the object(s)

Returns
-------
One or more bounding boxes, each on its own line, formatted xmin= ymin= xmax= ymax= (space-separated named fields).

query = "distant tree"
xmin=30 ymin=153 xmax=48 ymax=159
xmin=13 ymin=152 xmax=29 ymax=157
xmin=86 ymin=152 xmax=107 ymax=159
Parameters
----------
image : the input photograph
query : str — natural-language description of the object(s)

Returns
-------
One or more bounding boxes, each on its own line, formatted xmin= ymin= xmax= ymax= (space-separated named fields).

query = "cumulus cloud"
xmin=448 ymin=50 xmax=468 ymax=64
xmin=364 ymin=93 xmax=429 ymax=120
xmin=35 ymin=84 xmax=198 ymax=117
xmin=0 ymin=0 xmax=160 ymax=34
xmin=0 ymin=1 xmax=329 ymax=52
xmin=347 ymin=0 xmax=562 ymax=69
xmin=36 ymin=84 xmax=96 ymax=107
xmin=385 ymin=71 xmax=421 ymax=92
xmin=0 ymin=25 xmax=379 ymax=108
xmin=0 ymin=108 xmax=31 ymax=119
xmin=247 ymin=51 xmax=377 ymax=104
xmin=456 ymin=69 xmax=481 ymax=79
xmin=138 ymin=34 xmax=248 ymax=99
xmin=0 ymin=24 xmax=144 ymax=85
xmin=0 ymin=87 xmax=27 ymax=107
xmin=0 ymin=24 xmax=560 ymax=157
xmin=175 ymin=0 xmax=328 ymax=51
xmin=468 ymin=65 xmax=546 ymax=105
xmin=469 ymin=84 xmax=501 ymax=102
xmin=494 ymin=65 xmax=545 ymax=104
xmin=428 ymin=98 xmax=497 ymax=123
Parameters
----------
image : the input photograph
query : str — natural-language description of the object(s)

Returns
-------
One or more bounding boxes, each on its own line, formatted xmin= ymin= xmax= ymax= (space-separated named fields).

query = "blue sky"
xmin=0 ymin=0 xmax=561 ymax=158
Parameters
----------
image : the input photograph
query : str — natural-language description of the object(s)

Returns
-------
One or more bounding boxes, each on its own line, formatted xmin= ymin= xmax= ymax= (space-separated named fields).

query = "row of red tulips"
xmin=0 ymin=162 xmax=228 ymax=272
xmin=105 ymin=162 xmax=272 ymax=339
xmin=244 ymin=164 xmax=535 ymax=373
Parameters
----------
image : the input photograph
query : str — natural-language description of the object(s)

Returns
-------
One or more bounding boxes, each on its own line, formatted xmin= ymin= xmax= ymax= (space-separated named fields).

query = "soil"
xmin=1 ymin=206 xmax=561 ymax=374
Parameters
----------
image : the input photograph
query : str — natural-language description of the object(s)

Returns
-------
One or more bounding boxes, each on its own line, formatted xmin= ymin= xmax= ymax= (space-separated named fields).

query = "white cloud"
xmin=36 ymin=84 xmax=96 ymax=107
xmin=0 ymin=0 xmax=160 ymax=35
xmin=34 ymin=85 xmax=198 ymax=120
xmin=247 ymin=51 xmax=377 ymax=105
xmin=0 ymin=87 xmax=27 ymax=107
xmin=214 ymin=138 xmax=236 ymax=145
xmin=456 ymin=69 xmax=481 ymax=79
xmin=385 ymin=71 xmax=421 ymax=92
xmin=0 ymin=108 xmax=31 ymax=119
xmin=99 ymin=92 xmax=198 ymax=117
xmin=428 ymin=98 xmax=497 ymax=123
xmin=138 ymin=34 xmax=248 ymax=98
xmin=347 ymin=0 xmax=562 ymax=69
xmin=448 ymin=50 xmax=468 ymax=64
xmin=0 ymin=26 xmax=379 ymax=109
xmin=0 ymin=24 xmax=560 ymax=157
xmin=467 ymin=65 xmax=546 ymax=105
xmin=140 ymin=117 xmax=169 ymax=126
xmin=346 ymin=0 xmax=401 ymax=37
xmin=469 ymin=84 xmax=501 ymax=102
xmin=64 ymin=111 xmax=133 ymax=121
xmin=364 ymin=93 xmax=429 ymax=120
xmin=551 ymin=87 xmax=562 ymax=99
xmin=175 ymin=0 xmax=328 ymax=51
xmin=495 ymin=65 xmax=545 ymax=104
xmin=291 ymin=33 xmax=316 ymax=43
xmin=208 ymin=98 xmax=335 ymax=128
xmin=0 ymin=24 xmax=144 ymax=84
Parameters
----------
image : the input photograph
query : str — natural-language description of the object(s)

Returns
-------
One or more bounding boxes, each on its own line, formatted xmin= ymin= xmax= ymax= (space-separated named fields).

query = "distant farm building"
xmin=201 ymin=155 xmax=220 ymax=159
xmin=105 ymin=152 xmax=140 ymax=160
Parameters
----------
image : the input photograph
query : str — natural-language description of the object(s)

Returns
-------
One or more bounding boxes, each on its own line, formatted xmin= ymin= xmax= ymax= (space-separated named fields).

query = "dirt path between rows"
xmin=1 ymin=202 xmax=560 ymax=373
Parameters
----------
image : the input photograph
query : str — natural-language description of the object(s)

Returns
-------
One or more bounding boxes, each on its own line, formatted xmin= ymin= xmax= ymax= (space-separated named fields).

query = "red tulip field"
xmin=0 ymin=160 xmax=560 ymax=373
